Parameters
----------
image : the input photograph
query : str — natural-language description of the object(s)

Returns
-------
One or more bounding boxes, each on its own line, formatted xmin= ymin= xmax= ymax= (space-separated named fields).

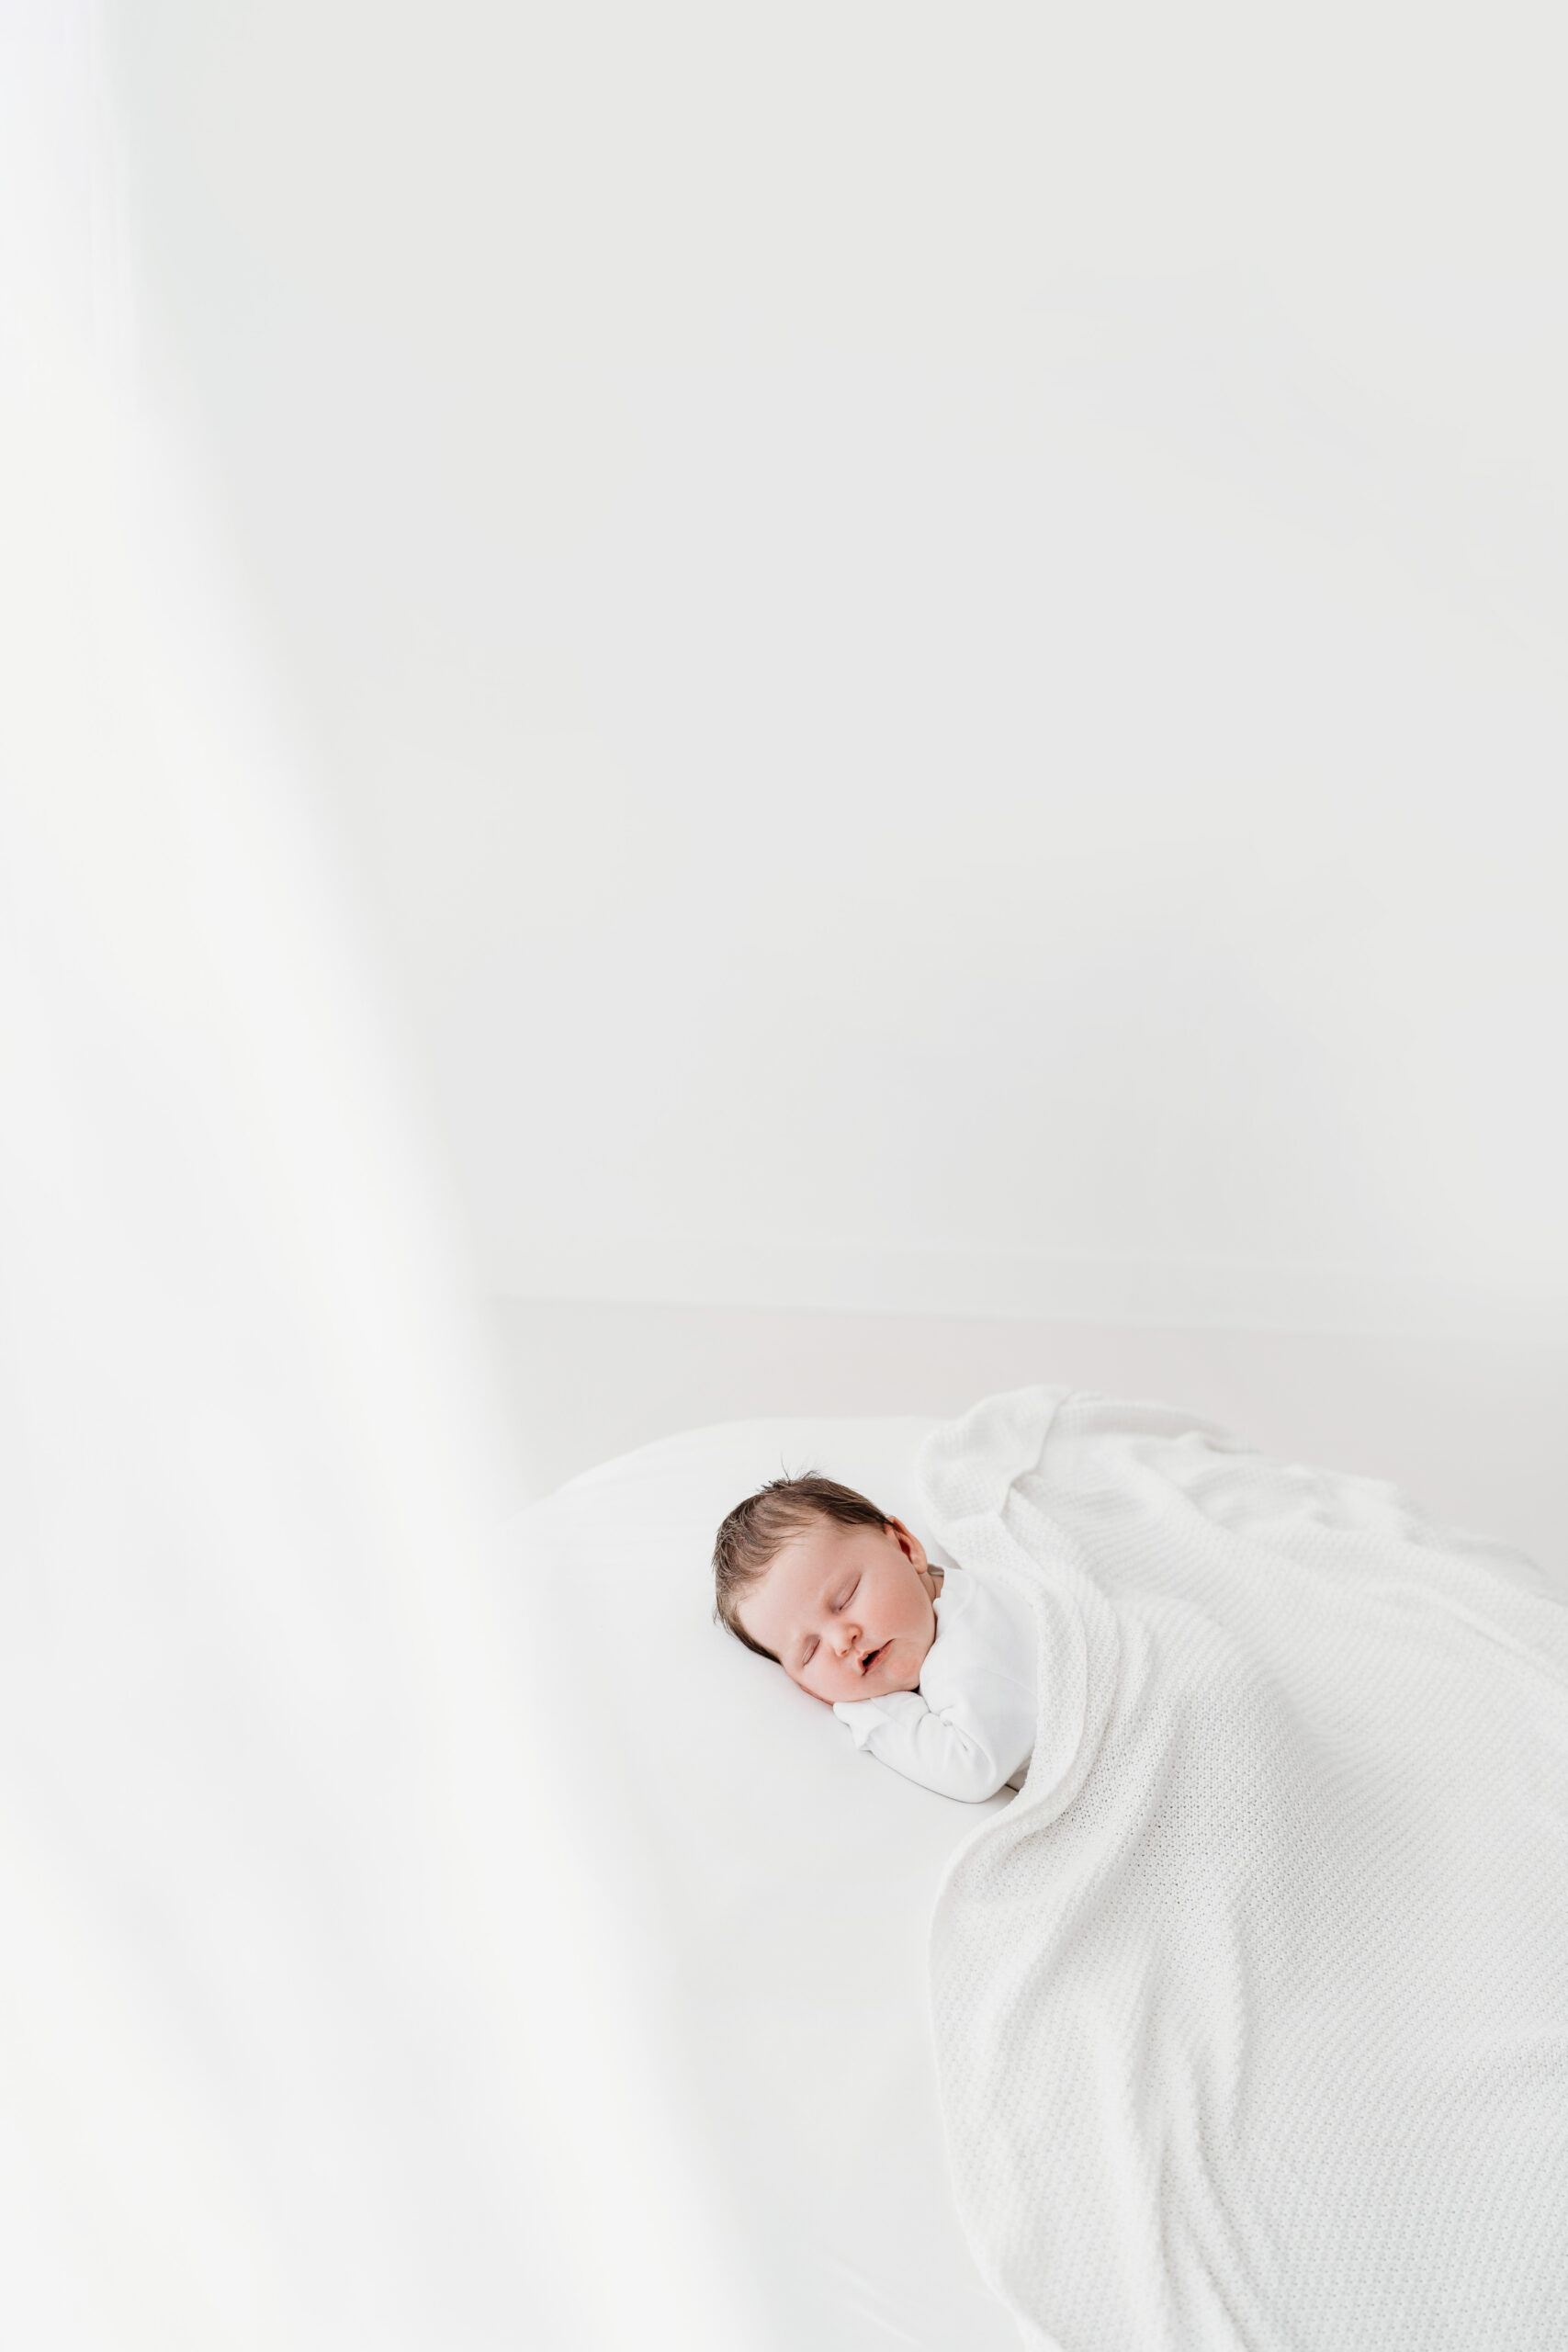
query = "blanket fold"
xmin=919 ymin=1387 xmax=1568 ymax=2352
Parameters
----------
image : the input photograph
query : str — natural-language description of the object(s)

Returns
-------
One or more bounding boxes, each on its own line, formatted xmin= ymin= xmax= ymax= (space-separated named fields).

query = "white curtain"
xmin=0 ymin=10 xmax=751 ymax=2345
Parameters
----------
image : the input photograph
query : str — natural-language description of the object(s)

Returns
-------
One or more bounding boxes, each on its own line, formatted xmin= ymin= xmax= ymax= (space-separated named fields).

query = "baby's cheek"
xmin=903 ymin=1633 xmax=937 ymax=1689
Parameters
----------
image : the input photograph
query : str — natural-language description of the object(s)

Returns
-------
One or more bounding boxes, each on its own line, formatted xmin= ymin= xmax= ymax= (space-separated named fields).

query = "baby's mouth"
xmin=859 ymin=1642 xmax=888 ymax=1675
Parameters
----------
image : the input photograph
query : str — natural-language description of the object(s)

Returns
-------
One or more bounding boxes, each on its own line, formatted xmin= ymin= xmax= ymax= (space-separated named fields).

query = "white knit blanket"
xmin=917 ymin=1387 xmax=1568 ymax=2352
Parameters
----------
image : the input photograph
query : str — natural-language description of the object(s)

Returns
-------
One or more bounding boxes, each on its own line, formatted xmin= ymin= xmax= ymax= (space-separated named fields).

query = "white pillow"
xmin=507 ymin=1416 xmax=1021 ymax=2351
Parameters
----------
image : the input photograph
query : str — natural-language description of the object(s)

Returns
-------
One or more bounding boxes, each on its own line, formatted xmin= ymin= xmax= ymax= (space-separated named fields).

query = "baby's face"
xmin=737 ymin=1516 xmax=940 ymax=1706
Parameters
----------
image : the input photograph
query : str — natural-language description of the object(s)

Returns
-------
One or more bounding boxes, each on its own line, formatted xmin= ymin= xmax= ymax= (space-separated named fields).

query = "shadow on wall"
xmin=485 ymin=1295 xmax=1568 ymax=1598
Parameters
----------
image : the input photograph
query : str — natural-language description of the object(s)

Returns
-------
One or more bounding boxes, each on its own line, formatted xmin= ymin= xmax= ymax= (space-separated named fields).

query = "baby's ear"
xmin=887 ymin=1516 xmax=926 ymax=1566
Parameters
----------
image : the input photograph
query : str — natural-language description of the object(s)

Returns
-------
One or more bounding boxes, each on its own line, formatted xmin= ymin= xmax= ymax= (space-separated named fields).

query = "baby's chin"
xmin=859 ymin=1644 xmax=928 ymax=1697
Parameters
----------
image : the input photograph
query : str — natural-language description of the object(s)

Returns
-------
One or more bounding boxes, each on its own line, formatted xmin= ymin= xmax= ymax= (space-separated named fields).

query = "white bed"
xmin=504 ymin=1382 xmax=1568 ymax=2348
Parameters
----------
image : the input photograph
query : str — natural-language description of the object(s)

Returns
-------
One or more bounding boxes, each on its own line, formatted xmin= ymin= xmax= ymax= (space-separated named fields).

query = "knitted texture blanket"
xmin=917 ymin=1387 xmax=1568 ymax=2352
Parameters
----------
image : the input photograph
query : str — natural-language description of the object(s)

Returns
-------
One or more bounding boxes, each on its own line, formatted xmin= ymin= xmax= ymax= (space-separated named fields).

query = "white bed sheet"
xmin=505 ymin=1414 xmax=1021 ymax=2351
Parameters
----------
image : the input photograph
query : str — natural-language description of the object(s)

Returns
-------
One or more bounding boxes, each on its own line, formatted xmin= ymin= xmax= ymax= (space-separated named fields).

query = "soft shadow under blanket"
xmin=918 ymin=1387 xmax=1568 ymax=2352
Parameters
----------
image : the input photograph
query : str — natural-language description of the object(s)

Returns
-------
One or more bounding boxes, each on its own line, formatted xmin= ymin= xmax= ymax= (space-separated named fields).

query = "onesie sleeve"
xmin=833 ymin=1689 xmax=1021 ymax=1804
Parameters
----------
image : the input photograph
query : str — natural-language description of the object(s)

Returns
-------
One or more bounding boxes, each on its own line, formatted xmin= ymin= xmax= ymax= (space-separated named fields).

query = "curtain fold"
xmin=0 ymin=11 xmax=753 ymax=2346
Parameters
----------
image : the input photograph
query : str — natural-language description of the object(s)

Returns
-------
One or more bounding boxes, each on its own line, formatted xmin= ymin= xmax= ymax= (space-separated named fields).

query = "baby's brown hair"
xmin=713 ymin=1474 xmax=891 ymax=1662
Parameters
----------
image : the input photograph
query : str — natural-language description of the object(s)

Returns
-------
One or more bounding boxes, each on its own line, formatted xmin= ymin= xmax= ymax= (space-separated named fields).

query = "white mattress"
xmin=504 ymin=1414 xmax=1022 ymax=2350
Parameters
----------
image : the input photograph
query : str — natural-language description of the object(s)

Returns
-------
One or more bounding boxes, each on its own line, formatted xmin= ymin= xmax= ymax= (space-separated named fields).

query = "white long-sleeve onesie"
xmin=832 ymin=1563 xmax=1035 ymax=1802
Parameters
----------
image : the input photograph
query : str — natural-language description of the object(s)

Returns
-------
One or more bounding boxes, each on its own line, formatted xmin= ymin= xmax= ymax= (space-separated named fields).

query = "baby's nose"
xmin=835 ymin=1621 xmax=862 ymax=1657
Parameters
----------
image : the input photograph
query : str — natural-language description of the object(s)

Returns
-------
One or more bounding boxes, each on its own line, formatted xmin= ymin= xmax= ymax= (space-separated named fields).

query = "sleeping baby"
xmin=712 ymin=1474 xmax=1034 ymax=1801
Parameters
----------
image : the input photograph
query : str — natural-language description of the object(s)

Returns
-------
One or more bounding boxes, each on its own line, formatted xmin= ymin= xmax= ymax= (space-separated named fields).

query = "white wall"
xmin=107 ymin=2 xmax=1568 ymax=1337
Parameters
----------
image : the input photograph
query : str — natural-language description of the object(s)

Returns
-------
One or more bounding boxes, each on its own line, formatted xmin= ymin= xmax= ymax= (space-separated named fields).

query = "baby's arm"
xmin=833 ymin=1689 xmax=1018 ymax=1804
